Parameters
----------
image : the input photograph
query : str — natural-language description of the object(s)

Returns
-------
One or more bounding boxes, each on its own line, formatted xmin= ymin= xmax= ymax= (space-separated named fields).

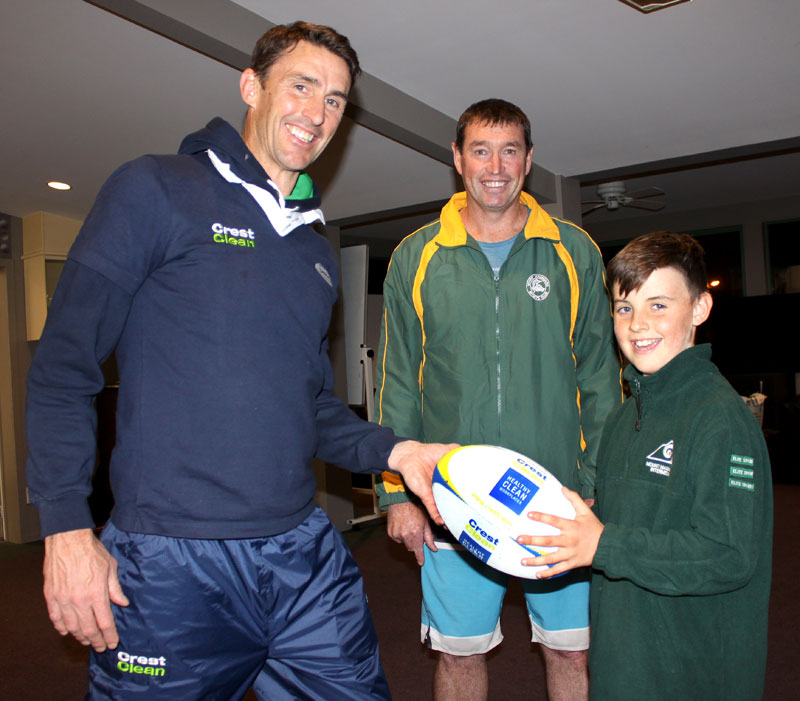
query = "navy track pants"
xmin=87 ymin=508 xmax=390 ymax=699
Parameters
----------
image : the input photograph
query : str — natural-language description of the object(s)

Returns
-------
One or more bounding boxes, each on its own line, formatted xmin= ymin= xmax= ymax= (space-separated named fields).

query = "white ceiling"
xmin=245 ymin=0 xmax=800 ymax=174
xmin=2 ymin=0 xmax=799 ymax=235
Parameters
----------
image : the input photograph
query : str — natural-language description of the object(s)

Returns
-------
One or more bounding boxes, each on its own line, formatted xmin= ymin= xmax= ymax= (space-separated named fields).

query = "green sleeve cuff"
xmin=375 ymin=477 xmax=412 ymax=509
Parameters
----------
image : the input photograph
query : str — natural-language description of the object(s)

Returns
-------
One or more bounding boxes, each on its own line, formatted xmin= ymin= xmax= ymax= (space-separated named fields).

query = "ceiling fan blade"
xmin=624 ymin=199 xmax=666 ymax=211
xmin=582 ymin=203 xmax=608 ymax=215
xmin=624 ymin=186 xmax=664 ymax=200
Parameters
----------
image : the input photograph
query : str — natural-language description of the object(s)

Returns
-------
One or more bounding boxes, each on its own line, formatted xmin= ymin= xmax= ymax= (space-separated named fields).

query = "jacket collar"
xmin=437 ymin=191 xmax=561 ymax=246
xmin=624 ymin=344 xmax=713 ymax=396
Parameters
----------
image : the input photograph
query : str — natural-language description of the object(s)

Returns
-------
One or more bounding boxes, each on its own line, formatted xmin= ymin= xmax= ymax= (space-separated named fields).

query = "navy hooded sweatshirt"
xmin=26 ymin=118 xmax=401 ymax=539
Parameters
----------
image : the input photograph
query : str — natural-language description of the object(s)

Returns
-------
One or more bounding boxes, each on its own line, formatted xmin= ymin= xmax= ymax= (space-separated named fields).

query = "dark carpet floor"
xmin=1 ymin=485 xmax=797 ymax=699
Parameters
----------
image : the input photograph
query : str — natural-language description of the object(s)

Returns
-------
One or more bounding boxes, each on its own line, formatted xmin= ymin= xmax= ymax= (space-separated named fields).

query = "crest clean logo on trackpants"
xmin=116 ymin=649 xmax=167 ymax=677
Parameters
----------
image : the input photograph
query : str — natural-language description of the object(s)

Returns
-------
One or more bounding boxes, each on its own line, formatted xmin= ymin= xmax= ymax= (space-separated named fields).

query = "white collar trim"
xmin=206 ymin=149 xmax=325 ymax=237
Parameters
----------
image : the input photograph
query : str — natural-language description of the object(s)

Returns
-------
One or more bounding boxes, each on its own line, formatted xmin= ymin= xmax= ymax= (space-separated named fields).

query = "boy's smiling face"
xmin=613 ymin=266 xmax=712 ymax=375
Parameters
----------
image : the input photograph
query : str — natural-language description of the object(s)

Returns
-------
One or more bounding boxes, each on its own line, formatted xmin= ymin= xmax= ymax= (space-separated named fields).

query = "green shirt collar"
xmin=288 ymin=172 xmax=314 ymax=201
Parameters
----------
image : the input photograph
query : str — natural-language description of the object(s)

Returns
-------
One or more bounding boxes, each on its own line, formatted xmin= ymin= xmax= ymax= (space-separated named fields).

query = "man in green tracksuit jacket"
xmin=522 ymin=232 xmax=772 ymax=700
xmin=376 ymin=99 xmax=621 ymax=701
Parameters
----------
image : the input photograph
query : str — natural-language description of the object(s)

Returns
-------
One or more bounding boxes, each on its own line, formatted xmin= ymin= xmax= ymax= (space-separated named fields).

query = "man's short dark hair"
xmin=607 ymin=231 xmax=708 ymax=300
xmin=454 ymin=99 xmax=532 ymax=153
xmin=251 ymin=21 xmax=361 ymax=88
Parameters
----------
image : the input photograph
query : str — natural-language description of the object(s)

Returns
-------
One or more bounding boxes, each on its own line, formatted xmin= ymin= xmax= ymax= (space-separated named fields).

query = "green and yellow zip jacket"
xmin=377 ymin=191 xmax=622 ymax=505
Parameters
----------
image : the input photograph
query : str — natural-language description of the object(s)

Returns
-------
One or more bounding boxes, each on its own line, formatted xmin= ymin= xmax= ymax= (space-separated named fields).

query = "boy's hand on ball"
xmin=517 ymin=487 xmax=604 ymax=578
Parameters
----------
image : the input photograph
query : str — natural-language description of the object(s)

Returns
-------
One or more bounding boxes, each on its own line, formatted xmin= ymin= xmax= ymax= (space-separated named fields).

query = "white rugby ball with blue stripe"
xmin=432 ymin=445 xmax=576 ymax=578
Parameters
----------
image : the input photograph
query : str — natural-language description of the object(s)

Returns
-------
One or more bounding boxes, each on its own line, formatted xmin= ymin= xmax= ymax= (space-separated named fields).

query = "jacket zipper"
xmin=491 ymin=238 xmax=521 ymax=438
xmin=494 ymin=271 xmax=502 ymax=423
xmin=632 ymin=377 xmax=643 ymax=431
xmin=474 ymin=236 xmax=518 ymax=441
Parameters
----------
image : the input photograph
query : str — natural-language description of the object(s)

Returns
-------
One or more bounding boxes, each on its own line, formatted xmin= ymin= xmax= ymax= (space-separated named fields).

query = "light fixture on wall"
xmin=47 ymin=181 xmax=71 ymax=191
xmin=619 ymin=0 xmax=692 ymax=13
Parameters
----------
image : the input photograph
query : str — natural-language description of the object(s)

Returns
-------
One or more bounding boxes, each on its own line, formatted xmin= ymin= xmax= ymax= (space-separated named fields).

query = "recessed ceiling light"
xmin=47 ymin=181 xmax=71 ymax=191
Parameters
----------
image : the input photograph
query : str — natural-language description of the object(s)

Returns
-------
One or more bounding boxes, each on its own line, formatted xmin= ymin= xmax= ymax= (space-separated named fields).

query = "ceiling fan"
xmin=582 ymin=181 xmax=666 ymax=216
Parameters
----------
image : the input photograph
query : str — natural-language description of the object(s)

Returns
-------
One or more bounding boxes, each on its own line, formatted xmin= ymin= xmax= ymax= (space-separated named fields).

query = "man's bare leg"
xmin=434 ymin=652 xmax=488 ymax=701
xmin=540 ymin=646 xmax=589 ymax=701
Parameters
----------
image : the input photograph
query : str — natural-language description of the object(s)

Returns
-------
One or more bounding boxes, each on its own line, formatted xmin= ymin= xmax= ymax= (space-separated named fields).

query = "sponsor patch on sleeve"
xmin=729 ymin=478 xmax=755 ymax=492
xmin=728 ymin=454 xmax=755 ymax=490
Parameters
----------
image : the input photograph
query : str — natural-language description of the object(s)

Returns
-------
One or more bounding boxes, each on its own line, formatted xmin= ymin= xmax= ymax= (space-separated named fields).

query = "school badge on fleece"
xmin=432 ymin=445 xmax=575 ymax=578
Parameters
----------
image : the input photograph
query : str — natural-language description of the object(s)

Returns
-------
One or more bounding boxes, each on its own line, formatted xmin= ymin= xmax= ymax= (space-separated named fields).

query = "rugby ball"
xmin=432 ymin=445 xmax=575 ymax=578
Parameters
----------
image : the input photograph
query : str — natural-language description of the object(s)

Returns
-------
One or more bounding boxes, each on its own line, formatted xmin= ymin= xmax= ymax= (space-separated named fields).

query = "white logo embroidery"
xmin=646 ymin=440 xmax=673 ymax=477
xmin=526 ymin=274 xmax=550 ymax=301
xmin=316 ymin=263 xmax=333 ymax=287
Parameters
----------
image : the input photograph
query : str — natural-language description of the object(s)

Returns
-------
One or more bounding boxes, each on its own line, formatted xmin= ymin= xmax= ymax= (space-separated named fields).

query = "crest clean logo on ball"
xmin=489 ymin=468 xmax=539 ymax=515
xmin=459 ymin=518 xmax=499 ymax=563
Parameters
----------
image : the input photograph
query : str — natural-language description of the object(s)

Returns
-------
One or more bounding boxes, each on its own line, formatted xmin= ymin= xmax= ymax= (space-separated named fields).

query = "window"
xmin=765 ymin=219 xmax=800 ymax=294
xmin=600 ymin=228 xmax=743 ymax=298
xmin=688 ymin=227 xmax=743 ymax=299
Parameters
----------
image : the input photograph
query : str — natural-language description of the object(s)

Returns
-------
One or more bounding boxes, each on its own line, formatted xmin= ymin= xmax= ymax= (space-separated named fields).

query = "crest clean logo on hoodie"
xmin=211 ymin=222 xmax=255 ymax=248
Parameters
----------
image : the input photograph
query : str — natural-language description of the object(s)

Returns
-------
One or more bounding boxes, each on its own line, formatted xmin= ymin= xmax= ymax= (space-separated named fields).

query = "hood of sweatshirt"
xmin=178 ymin=117 xmax=322 ymax=212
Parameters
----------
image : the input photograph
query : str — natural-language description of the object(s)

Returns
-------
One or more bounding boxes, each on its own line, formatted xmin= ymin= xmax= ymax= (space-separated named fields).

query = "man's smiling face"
xmin=240 ymin=40 xmax=350 ymax=195
xmin=452 ymin=120 xmax=532 ymax=216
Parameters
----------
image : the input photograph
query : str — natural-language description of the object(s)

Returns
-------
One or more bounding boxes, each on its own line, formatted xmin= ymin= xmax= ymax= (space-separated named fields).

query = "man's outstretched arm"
xmin=387 ymin=439 xmax=457 ymax=527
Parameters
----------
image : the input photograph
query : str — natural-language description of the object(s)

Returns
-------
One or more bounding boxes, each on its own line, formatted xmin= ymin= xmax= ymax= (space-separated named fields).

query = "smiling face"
xmin=452 ymin=120 xmax=532 ymax=216
xmin=613 ymin=266 xmax=712 ymax=375
xmin=240 ymin=40 xmax=351 ymax=196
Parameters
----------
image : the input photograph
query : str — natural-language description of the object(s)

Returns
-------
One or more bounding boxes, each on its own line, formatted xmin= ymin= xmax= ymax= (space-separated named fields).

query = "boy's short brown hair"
xmin=607 ymin=231 xmax=708 ymax=300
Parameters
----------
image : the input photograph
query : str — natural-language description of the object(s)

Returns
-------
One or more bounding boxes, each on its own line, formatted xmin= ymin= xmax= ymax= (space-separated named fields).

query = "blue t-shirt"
xmin=477 ymin=234 xmax=518 ymax=277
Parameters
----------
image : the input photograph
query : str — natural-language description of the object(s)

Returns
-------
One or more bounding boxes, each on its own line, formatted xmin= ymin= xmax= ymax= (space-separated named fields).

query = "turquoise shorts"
xmin=420 ymin=543 xmax=590 ymax=655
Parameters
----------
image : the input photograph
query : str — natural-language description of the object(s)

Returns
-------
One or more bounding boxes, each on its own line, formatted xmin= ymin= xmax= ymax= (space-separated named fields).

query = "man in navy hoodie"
xmin=26 ymin=21 xmax=453 ymax=700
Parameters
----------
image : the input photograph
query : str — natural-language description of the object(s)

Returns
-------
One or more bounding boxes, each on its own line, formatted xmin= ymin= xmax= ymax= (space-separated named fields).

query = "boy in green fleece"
xmin=518 ymin=231 xmax=772 ymax=700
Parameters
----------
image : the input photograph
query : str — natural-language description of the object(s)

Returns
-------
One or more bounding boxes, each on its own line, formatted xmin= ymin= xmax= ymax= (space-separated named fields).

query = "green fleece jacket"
xmin=590 ymin=344 xmax=772 ymax=700
xmin=376 ymin=191 xmax=621 ymax=504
